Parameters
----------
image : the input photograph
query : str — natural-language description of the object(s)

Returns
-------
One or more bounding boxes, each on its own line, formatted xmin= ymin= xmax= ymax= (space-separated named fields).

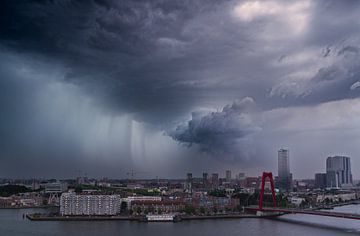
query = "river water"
xmin=1 ymin=205 xmax=360 ymax=236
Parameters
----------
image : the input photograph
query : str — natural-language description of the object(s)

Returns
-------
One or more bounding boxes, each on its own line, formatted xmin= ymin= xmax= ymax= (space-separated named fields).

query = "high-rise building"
xmin=278 ymin=149 xmax=292 ymax=192
xmin=226 ymin=170 xmax=232 ymax=182
xmin=314 ymin=173 xmax=327 ymax=189
xmin=186 ymin=173 xmax=193 ymax=193
xmin=211 ymin=173 xmax=219 ymax=188
xmin=202 ymin=172 xmax=208 ymax=188
xmin=326 ymin=156 xmax=352 ymax=189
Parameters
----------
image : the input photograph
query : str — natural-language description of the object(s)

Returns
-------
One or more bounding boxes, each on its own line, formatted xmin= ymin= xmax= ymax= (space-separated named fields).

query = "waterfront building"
xmin=60 ymin=192 xmax=121 ymax=216
xmin=278 ymin=149 xmax=293 ymax=192
xmin=326 ymin=156 xmax=353 ymax=189
xmin=130 ymin=200 xmax=185 ymax=214
xmin=125 ymin=196 xmax=162 ymax=208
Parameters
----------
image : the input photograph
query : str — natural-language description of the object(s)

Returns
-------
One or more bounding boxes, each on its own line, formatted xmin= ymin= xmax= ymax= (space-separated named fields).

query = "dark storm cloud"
xmin=0 ymin=0 xmax=230 ymax=123
xmin=270 ymin=44 xmax=360 ymax=104
xmin=2 ymin=0 xmax=360 ymax=177
xmin=2 ymin=0 xmax=360 ymax=114
xmin=169 ymin=97 xmax=260 ymax=155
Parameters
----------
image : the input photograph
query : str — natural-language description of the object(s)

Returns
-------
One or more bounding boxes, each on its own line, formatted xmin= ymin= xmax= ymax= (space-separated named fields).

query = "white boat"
xmin=146 ymin=214 xmax=175 ymax=222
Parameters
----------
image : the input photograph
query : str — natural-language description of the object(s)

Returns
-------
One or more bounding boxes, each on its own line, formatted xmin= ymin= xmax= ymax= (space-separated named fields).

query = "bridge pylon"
xmin=259 ymin=172 xmax=277 ymax=210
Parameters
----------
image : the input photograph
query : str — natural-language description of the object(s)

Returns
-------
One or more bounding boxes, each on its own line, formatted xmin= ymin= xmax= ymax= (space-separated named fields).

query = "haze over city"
xmin=1 ymin=0 xmax=360 ymax=179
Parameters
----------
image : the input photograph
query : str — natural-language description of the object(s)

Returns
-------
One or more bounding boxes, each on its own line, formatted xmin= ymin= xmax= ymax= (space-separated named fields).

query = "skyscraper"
xmin=315 ymin=173 xmax=327 ymax=189
xmin=211 ymin=173 xmax=219 ymax=188
xmin=225 ymin=170 xmax=231 ymax=182
xmin=186 ymin=173 xmax=193 ymax=193
xmin=278 ymin=149 xmax=292 ymax=192
xmin=202 ymin=172 xmax=208 ymax=188
xmin=326 ymin=156 xmax=352 ymax=189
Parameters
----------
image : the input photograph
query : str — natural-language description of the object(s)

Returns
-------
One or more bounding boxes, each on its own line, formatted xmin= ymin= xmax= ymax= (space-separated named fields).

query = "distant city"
xmin=1 ymin=149 xmax=359 ymax=222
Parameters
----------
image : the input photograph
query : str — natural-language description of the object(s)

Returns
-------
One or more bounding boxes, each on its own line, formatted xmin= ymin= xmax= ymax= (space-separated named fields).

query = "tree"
xmin=184 ymin=205 xmax=195 ymax=215
xmin=149 ymin=206 xmax=155 ymax=214
xmin=136 ymin=206 xmax=142 ymax=215
xmin=120 ymin=201 xmax=128 ymax=213
xmin=213 ymin=207 xmax=218 ymax=214
xmin=74 ymin=186 xmax=83 ymax=193
xmin=42 ymin=199 xmax=48 ymax=206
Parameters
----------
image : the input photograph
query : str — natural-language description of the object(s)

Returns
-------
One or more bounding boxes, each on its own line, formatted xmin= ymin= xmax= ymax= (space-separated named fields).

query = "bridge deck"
xmin=246 ymin=207 xmax=360 ymax=220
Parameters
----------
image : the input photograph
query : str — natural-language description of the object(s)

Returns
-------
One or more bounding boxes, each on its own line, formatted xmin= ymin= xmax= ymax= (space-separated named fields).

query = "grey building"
xmin=326 ymin=156 xmax=353 ymax=189
xmin=314 ymin=173 xmax=327 ymax=189
xmin=225 ymin=170 xmax=232 ymax=182
xmin=278 ymin=149 xmax=292 ymax=192
xmin=44 ymin=182 xmax=68 ymax=194
xmin=186 ymin=173 xmax=193 ymax=193
xmin=202 ymin=172 xmax=208 ymax=188
xmin=211 ymin=173 xmax=219 ymax=188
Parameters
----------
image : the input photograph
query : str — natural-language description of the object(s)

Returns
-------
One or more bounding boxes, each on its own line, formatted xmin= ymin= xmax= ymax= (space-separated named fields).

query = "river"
xmin=1 ymin=205 xmax=360 ymax=235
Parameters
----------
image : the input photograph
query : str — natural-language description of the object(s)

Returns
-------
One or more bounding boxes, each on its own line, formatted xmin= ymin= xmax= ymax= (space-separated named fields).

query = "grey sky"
xmin=1 ymin=0 xmax=360 ymax=179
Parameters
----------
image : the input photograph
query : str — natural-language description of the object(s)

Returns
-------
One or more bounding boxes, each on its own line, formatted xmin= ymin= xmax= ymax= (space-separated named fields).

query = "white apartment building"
xmin=60 ymin=192 xmax=121 ymax=216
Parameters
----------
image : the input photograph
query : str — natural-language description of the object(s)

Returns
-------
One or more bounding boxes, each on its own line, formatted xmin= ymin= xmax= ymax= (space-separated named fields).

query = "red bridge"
xmin=245 ymin=172 xmax=360 ymax=220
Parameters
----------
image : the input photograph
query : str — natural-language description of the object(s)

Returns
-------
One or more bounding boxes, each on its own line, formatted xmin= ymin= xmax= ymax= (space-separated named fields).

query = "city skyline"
xmin=0 ymin=152 xmax=355 ymax=183
xmin=1 ymin=1 xmax=360 ymax=179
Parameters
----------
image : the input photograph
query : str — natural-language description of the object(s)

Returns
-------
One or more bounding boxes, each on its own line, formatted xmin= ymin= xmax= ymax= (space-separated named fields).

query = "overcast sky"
xmin=1 ymin=0 xmax=360 ymax=179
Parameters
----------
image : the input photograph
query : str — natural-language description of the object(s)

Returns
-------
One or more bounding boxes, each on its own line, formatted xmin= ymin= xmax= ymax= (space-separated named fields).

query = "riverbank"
xmin=26 ymin=214 xmax=141 ymax=221
xmin=314 ymin=200 xmax=360 ymax=210
xmin=180 ymin=213 xmax=280 ymax=220
xmin=0 ymin=205 xmax=58 ymax=210
xmin=26 ymin=213 xmax=280 ymax=222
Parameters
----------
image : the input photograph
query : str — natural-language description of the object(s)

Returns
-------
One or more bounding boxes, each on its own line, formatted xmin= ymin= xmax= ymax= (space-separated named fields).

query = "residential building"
xmin=60 ymin=192 xmax=121 ymax=216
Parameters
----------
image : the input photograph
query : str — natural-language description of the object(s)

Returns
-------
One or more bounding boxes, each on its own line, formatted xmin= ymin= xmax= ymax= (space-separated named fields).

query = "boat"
xmin=145 ymin=214 xmax=177 ymax=222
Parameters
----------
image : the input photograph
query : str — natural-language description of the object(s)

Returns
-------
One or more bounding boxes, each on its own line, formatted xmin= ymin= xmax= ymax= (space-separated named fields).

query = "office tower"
xmin=278 ymin=149 xmax=292 ymax=192
xmin=211 ymin=173 xmax=219 ymax=187
xmin=314 ymin=173 xmax=327 ymax=189
xmin=226 ymin=170 xmax=232 ymax=182
xmin=202 ymin=172 xmax=208 ymax=187
xmin=326 ymin=156 xmax=352 ymax=189
xmin=186 ymin=173 xmax=193 ymax=193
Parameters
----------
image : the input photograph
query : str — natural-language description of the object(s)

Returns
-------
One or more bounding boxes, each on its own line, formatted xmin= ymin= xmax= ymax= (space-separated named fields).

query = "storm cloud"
xmin=169 ymin=97 xmax=261 ymax=156
xmin=1 ymin=0 xmax=360 ymax=178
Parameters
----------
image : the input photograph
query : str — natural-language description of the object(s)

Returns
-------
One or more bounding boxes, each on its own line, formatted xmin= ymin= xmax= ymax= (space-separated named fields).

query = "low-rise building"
xmin=45 ymin=182 xmax=68 ymax=194
xmin=131 ymin=200 xmax=185 ymax=214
